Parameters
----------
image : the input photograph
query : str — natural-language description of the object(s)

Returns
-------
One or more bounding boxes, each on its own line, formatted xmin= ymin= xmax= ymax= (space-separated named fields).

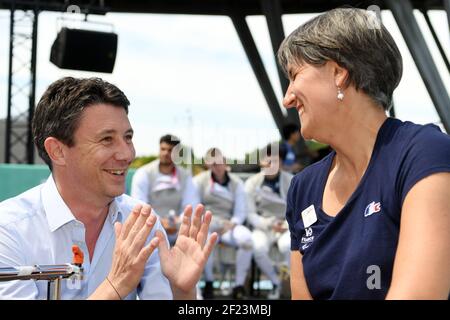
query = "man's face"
xmin=62 ymin=103 xmax=135 ymax=201
xmin=209 ymin=157 xmax=227 ymax=178
xmin=159 ymin=142 xmax=175 ymax=165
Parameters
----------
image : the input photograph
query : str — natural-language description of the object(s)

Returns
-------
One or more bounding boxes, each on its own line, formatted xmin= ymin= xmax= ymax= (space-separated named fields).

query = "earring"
xmin=337 ymin=88 xmax=344 ymax=101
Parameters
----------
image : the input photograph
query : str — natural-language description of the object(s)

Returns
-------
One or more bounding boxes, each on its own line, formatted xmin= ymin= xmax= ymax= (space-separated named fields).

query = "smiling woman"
xmin=277 ymin=8 xmax=450 ymax=300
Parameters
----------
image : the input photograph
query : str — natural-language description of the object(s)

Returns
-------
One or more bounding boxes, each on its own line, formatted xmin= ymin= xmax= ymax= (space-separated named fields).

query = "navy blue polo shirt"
xmin=286 ymin=117 xmax=450 ymax=299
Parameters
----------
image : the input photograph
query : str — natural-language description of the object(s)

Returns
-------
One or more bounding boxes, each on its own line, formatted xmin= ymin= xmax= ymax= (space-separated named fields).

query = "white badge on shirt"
xmin=301 ymin=204 xmax=317 ymax=228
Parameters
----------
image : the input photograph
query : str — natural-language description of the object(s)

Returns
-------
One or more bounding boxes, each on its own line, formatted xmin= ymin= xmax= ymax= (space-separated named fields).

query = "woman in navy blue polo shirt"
xmin=278 ymin=8 xmax=450 ymax=299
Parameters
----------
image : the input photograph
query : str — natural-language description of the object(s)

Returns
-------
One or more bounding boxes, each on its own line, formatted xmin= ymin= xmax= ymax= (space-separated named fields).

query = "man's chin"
xmin=107 ymin=187 xmax=126 ymax=198
xmin=160 ymin=160 xmax=173 ymax=166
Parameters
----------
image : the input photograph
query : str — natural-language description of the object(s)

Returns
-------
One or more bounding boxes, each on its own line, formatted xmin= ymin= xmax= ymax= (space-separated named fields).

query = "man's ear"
xmin=43 ymin=137 xmax=67 ymax=167
xmin=329 ymin=61 xmax=349 ymax=88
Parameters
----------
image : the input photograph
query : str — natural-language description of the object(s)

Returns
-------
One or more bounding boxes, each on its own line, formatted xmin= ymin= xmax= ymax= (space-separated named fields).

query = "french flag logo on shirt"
xmin=364 ymin=201 xmax=381 ymax=217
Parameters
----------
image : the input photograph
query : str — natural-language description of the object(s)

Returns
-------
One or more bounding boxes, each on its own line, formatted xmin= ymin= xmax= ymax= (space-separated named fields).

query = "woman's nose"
xmin=283 ymin=91 xmax=297 ymax=109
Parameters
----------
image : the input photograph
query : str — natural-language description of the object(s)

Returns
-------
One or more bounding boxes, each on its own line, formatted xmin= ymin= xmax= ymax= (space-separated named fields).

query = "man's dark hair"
xmin=282 ymin=123 xmax=299 ymax=140
xmin=160 ymin=134 xmax=180 ymax=146
xmin=32 ymin=77 xmax=130 ymax=170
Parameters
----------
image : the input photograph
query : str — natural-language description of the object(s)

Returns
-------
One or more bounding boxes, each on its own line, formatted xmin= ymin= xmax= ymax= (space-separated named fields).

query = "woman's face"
xmin=282 ymin=61 xmax=339 ymax=142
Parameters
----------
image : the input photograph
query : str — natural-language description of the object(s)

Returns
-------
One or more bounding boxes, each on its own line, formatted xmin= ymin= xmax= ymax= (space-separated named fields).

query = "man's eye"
xmin=102 ymin=137 xmax=113 ymax=143
xmin=125 ymin=135 xmax=133 ymax=142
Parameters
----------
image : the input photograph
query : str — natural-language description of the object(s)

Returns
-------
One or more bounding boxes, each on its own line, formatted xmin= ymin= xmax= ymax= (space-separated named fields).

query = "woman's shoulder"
xmin=390 ymin=118 xmax=449 ymax=143
xmin=387 ymin=119 xmax=450 ymax=159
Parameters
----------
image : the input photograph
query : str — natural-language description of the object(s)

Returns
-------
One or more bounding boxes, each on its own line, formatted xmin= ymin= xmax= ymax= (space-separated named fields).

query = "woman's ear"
xmin=330 ymin=61 xmax=349 ymax=88
xmin=44 ymin=137 xmax=66 ymax=167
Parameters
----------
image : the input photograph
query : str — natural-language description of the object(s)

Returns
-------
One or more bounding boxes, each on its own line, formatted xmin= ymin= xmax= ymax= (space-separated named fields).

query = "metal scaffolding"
xmin=4 ymin=3 xmax=38 ymax=163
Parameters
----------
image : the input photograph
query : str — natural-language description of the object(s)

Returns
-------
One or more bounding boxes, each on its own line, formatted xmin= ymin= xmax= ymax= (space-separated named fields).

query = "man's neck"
xmin=53 ymin=173 xmax=111 ymax=262
xmin=159 ymin=162 xmax=175 ymax=175
xmin=53 ymin=173 xmax=111 ymax=226
xmin=212 ymin=171 xmax=228 ymax=185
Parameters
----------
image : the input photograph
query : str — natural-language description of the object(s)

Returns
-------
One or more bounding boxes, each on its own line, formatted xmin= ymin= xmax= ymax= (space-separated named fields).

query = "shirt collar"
xmin=41 ymin=175 xmax=77 ymax=232
xmin=41 ymin=175 xmax=123 ymax=232
xmin=108 ymin=198 xmax=123 ymax=225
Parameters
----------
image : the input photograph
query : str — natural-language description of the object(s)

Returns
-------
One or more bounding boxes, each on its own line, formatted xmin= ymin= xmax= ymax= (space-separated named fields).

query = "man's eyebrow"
xmin=96 ymin=128 xmax=134 ymax=136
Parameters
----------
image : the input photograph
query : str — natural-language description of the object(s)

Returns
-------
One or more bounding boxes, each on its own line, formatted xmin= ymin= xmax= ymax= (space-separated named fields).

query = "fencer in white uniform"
xmin=131 ymin=134 xmax=200 ymax=244
xmin=193 ymin=148 xmax=253 ymax=299
xmin=245 ymin=144 xmax=293 ymax=299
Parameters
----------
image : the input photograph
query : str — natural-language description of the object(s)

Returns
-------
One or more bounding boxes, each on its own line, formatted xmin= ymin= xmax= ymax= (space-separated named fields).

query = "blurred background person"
xmin=245 ymin=143 xmax=293 ymax=299
xmin=131 ymin=134 xmax=200 ymax=245
xmin=193 ymin=148 xmax=253 ymax=299
xmin=280 ymin=123 xmax=304 ymax=174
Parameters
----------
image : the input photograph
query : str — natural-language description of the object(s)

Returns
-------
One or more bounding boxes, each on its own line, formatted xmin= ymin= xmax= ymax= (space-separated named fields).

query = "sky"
xmin=0 ymin=8 xmax=449 ymax=160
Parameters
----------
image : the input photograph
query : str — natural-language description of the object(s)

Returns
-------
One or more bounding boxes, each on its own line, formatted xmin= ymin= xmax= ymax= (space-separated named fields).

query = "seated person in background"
xmin=281 ymin=123 xmax=304 ymax=174
xmin=131 ymin=134 xmax=200 ymax=244
xmin=193 ymin=148 xmax=253 ymax=300
xmin=0 ymin=77 xmax=217 ymax=299
xmin=245 ymin=143 xmax=293 ymax=299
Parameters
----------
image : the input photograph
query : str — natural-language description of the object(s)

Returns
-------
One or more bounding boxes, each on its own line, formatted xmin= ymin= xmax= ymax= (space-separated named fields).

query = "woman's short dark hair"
xmin=277 ymin=7 xmax=403 ymax=110
xmin=32 ymin=77 xmax=130 ymax=169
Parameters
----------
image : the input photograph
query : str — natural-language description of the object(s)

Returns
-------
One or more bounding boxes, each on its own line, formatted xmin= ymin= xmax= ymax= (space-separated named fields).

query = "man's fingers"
xmin=203 ymin=232 xmax=218 ymax=259
xmin=121 ymin=204 xmax=142 ymax=240
xmin=125 ymin=204 xmax=152 ymax=245
xmin=178 ymin=205 xmax=192 ymax=237
xmin=196 ymin=210 xmax=212 ymax=247
xmin=155 ymin=230 xmax=170 ymax=258
xmin=189 ymin=204 xmax=204 ymax=239
xmin=130 ymin=213 xmax=157 ymax=255
xmin=136 ymin=236 xmax=159 ymax=265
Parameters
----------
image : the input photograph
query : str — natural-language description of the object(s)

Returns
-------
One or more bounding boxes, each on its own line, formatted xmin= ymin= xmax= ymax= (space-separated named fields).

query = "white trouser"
xmin=252 ymin=229 xmax=290 ymax=286
xmin=204 ymin=225 xmax=253 ymax=287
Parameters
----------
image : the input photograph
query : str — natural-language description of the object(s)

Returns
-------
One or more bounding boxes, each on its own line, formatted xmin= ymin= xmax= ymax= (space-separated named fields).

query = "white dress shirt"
xmin=0 ymin=175 xmax=172 ymax=300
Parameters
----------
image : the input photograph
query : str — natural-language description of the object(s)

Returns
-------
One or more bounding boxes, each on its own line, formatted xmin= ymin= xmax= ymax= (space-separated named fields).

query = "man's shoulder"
xmin=228 ymin=172 xmax=244 ymax=185
xmin=176 ymin=165 xmax=192 ymax=177
xmin=0 ymin=185 xmax=43 ymax=228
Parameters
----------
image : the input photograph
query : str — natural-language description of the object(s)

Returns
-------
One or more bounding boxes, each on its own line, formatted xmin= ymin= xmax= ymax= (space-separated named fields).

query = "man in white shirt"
xmin=131 ymin=134 xmax=200 ymax=244
xmin=0 ymin=77 xmax=217 ymax=299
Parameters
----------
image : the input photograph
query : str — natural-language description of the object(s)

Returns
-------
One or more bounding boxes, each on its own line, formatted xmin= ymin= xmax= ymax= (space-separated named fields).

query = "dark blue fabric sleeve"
xmin=397 ymin=125 xmax=450 ymax=206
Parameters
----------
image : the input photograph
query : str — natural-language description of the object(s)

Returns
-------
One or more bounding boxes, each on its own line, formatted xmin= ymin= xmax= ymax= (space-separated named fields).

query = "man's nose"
xmin=116 ymin=139 xmax=135 ymax=162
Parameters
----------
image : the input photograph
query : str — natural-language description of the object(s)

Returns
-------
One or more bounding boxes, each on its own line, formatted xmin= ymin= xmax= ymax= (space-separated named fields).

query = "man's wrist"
xmin=171 ymin=285 xmax=196 ymax=300
xmin=88 ymin=279 xmax=123 ymax=300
